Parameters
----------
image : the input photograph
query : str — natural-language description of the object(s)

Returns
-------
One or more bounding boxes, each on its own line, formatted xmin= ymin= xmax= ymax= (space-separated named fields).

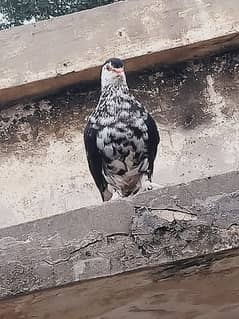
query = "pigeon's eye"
xmin=106 ymin=65 xmax=111 ymax=71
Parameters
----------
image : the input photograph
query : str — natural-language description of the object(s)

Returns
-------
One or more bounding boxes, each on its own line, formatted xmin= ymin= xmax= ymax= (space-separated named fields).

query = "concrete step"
xmin=0 ymin=170 xmax=239 ymax=299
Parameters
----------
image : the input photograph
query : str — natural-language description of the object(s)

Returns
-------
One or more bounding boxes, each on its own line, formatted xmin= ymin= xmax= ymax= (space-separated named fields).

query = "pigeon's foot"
xmin=110 ymin=191 xmax=121 ymax=201
xmin=141 ymin=180 xmax=160 ymax=192
xmin=102 ymin=188 xmax=113 ymax=201
xmin=103 ymin=185 xmax=122 ymax=201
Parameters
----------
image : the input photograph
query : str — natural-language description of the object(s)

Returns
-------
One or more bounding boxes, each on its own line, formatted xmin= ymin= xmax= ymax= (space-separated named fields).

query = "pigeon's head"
xmin=101 ymin=58 xmax=127 ymax=90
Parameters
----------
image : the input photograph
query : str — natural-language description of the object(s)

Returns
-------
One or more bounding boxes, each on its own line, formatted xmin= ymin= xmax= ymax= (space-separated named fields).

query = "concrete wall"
xmin=0 ymin=0 xmax=239 ymax=104
xmin=0 ymin=2 xmax=238 ymax=226
xmin=0 ymin=49 xmax=239 ymax=227
xmin=0 ymin=0 xmax=239 ymax=311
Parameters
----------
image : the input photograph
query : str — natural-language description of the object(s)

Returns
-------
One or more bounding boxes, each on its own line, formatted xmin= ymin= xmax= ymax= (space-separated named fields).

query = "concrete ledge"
xmin=1 ymin=247 xmax=239 ymax=317
xmin=0 ymin=0 xmax=239 ymax=105
xmin=0 ymin=171 xmax=239 ymax=298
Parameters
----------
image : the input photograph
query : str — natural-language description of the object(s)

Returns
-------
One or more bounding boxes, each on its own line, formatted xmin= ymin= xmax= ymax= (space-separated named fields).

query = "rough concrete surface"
xmin=0 ymin=0 xmax=239 ymax=104
xmin=0 ymin=49 xmax=238 ymax=227
xmin=0 ymin=170 xmax=239 ymax=299
xmin=0 ymin=1 xmax=239 ymax=316
xmin=1 ymin=248 xmax=239 ymax=318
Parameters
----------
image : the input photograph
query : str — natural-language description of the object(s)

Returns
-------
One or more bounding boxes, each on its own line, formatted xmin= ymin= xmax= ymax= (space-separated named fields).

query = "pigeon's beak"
xmin=112 ymin=67 xmax=124 ymax=77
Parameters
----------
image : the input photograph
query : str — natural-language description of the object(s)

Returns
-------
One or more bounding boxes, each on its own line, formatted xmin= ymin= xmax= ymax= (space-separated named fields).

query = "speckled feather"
xmin=84 ymin=58 xmax=160 ymax=201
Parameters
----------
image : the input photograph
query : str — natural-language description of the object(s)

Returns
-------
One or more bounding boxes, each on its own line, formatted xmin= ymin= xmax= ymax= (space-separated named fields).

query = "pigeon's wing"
xmin=84 ymin=123 xmax=108 ymax=200
xmin=145 ymin=113 xmax=160 ymax=180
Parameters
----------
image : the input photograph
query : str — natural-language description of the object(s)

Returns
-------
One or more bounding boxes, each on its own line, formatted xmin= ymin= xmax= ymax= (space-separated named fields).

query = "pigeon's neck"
xmin=97 ymin=82 xmax=131 ymax=113
xmin=101 ymin=82 xmax=129 ymax=95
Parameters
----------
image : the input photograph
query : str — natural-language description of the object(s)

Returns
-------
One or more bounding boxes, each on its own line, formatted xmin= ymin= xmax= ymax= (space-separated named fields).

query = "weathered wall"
xmin=0 ymin=0 xmax=239 ymax=104
xmin=0 ymin=0 xmax=239 ymax=315
xmin=0 ymin=0 xmax=118 ymax=30
xmin=0 ymin=49 xmax=238 ymax=227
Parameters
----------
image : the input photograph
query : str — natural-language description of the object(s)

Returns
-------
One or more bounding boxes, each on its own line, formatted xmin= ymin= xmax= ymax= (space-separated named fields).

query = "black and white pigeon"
xmin=84 ymin=58 xmax=160 ymax=201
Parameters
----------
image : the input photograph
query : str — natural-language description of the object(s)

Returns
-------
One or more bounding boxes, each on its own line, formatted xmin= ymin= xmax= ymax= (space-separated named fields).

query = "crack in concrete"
xmin=134 ymin=205 xmax=196 ymax=215
xmin=106 ymin=232 xmax=129 ymax=238
xmin=43 ymin=238 xmax=103 ymax=266
xmin=43 ymin=232 xmax=130 ymax=266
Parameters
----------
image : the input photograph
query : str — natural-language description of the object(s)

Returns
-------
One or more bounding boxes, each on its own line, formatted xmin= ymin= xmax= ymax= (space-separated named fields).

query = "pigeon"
xmin=84 ymin=58 xmax=160 ymax=201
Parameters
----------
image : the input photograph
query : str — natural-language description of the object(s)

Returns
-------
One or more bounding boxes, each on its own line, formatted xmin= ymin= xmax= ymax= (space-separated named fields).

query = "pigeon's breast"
xmin=96 ymin=113 xmax=146 ymax=149
xmin=93 ymin=114 xmax=148 ymax=179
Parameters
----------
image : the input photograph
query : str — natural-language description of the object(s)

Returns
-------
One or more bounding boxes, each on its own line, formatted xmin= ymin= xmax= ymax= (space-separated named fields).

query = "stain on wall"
xmin=0 ymin=49 xmax=238 ymax=226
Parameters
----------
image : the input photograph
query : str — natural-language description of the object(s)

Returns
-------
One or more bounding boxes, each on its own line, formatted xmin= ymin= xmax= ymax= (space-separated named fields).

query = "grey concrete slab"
xmin=1 ymin=247 xmax=239 ymax=319
xmin=0 ymin=170 xmax=238 ymax=298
